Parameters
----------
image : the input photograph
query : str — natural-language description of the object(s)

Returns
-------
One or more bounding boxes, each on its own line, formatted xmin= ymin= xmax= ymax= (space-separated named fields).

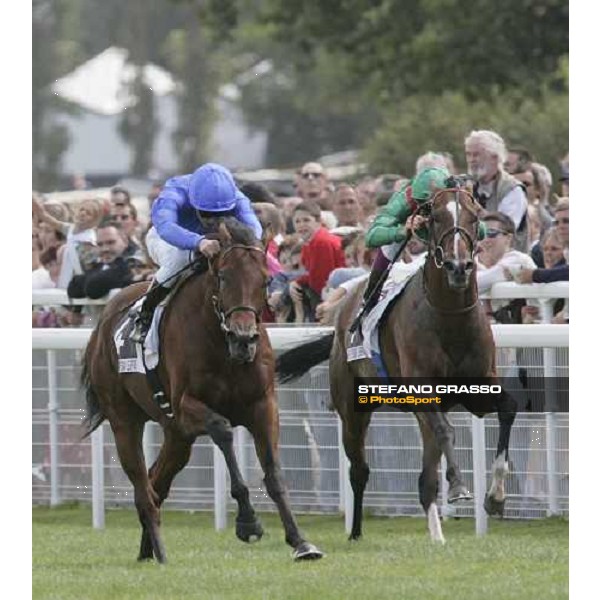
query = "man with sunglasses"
xmin=476 ymin=212 xmax=537 ymax=324
xmin=130 ymin=163 xmax=262 ymax=343
xmin=110 ymin=202 xmax=142 ymax=259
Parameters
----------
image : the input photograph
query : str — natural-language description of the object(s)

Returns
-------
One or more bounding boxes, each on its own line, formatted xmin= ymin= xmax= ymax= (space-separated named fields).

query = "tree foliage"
xmin=33 ymin=0 xmax=226 ymax=186
xmin=33 ymin=0 xmax=569 ymax=187
xmin=201 ymin=0 xmax=568 ymax=172
xmin=365 ymin=90 xmax=568 ymax=182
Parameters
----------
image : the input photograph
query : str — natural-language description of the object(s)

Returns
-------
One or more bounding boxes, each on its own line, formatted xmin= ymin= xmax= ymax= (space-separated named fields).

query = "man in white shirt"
xmin=465 ymin=130 xmax=529 ymax=252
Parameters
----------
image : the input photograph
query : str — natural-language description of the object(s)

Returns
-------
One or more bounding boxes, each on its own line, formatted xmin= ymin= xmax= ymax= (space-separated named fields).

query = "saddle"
xmin=113 ymin=260 xmax=208 ymax=418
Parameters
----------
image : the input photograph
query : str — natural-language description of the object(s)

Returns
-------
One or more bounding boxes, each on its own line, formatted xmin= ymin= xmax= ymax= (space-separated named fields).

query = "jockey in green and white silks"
xmin=358 ymin=167 xmax=484 ymax=316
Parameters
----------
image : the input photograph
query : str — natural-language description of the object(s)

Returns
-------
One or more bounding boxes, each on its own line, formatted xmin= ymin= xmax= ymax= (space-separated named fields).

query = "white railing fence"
xmin=32 ymin=324 xmax=568 ymax=537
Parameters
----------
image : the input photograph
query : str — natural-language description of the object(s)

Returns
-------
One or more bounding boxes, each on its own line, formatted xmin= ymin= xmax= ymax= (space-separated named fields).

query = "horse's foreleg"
xmin=249 ymin=397 xmax=323 ymax=560
xmin=205 ymin=412 xmax=263 ymax=543
xmin=110 ymin=417 xmax=166 ymax=563
xmin=417 ymin=416 xmax=445 ymax=544
xmin=422 ymin=412 xmax=472 ymax=503
xmin=485 ymin=391 xmax=517 ymax=517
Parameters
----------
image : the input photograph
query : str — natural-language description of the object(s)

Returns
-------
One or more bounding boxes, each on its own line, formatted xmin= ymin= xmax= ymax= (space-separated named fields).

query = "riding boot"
xmin=130 ymin=281 xmax=171 ymax=344
xmin=348 ymin=266 xmax=388 ymax=334
xmin=361 ymin=266 xmax=388 ymax=315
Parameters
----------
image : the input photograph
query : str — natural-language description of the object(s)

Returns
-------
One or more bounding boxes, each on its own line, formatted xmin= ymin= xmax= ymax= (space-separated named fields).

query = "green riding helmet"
xmin=411 ymin=167 xmax=451 ymax=202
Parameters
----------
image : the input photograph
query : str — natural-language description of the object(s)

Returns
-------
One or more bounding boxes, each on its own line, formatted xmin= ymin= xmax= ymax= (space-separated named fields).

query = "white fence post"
xmin=539 ymin=298 xmax=560 ymax=515
xmin=143 ymin=422 xmax=156 ymax=469
xmin=213 ymin=443 xmax=228 ymax=530
xmin=337 ymin=416 xmax=345 ymax=512
xmin=47 ymin=350 xmax=60 ymax=507
xmin=471 ymin=415 xmax=488 ymax=536
xmin=91 ymin=424 xmax=105 ymax=529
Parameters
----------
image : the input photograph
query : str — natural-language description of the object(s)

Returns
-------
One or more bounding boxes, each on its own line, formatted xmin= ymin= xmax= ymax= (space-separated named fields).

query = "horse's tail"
xmin=80 ymin=333 xmax=105 ymax=438
xmin=276 ymin=332 xmax=335 ymax=383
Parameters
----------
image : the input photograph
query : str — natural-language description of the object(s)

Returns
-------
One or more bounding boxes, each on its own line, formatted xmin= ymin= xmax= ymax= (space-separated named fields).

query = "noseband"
xmin=211 ymin=244 xmax=266 ymax=336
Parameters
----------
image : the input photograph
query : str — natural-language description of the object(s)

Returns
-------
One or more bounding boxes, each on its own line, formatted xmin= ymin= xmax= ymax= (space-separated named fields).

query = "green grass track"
xmin=33 ymin=505 xmax=568 ymax=600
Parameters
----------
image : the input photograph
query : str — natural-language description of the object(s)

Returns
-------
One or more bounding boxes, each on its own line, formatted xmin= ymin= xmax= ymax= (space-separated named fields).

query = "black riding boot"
xmin=361 ymin=267 xmax=388 ymax=315
xmin=130 ymin=282 xmax=171 ymax=344
xmin=349 ymin=267 xmax=387 ymax=333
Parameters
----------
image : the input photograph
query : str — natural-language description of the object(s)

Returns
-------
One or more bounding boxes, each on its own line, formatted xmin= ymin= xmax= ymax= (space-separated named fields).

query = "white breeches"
xmin=145 ymin=227 xmax=195 ymax=287
xmin=381 ymin=242 xmax=401 ymax=261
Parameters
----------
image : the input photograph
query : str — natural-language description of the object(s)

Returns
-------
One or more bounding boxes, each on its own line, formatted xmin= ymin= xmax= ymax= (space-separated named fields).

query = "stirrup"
xmin=130 ymin=316 xmax=150 ymax=344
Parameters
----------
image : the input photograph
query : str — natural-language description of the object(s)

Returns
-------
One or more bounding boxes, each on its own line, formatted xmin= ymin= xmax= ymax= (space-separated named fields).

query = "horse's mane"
xmin=204 ymin=216 xmax=260 ymax=247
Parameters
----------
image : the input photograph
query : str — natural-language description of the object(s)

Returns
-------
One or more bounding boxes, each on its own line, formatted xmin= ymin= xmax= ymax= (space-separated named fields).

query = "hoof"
xmin=348 ymin=532 xmax=362 ymax=542
xmin=137 ymin=555 xmax=154 ymax=563
xmin=448 ymin=483 xmax=473 ymax=503
xmin=484 ymin=494 xmax=505 ymax=517
xmin=292 ymin=542 xmax=324 ymax=561
xmin=236 ymin=518 xmax=264 ymax=543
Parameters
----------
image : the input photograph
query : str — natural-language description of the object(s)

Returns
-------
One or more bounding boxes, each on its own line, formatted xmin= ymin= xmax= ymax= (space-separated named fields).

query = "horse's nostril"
xmin=444 ymin=261 xmax=456 ymax=272
xmin=465 ymin=261 xmax=474 ymax=271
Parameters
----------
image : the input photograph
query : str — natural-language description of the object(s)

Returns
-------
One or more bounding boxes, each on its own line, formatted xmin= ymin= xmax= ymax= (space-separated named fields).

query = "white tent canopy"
xmin=52 ymin=47 xmax=177 ymax=116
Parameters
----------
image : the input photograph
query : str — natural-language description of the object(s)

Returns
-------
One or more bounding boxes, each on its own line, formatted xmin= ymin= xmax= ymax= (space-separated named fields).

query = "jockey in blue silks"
xmin=130 ymin=162 xmax=262 ymax=343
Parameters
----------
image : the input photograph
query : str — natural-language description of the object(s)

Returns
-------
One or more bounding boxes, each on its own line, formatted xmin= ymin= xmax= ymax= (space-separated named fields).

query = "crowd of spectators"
xmin=32 ymin=129 xmax=569 ymax=328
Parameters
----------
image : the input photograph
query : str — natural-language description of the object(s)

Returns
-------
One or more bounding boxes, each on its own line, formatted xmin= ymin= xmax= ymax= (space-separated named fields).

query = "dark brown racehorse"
xmin=276 ymin=185 xmax=517 ymax=544
xmin=82 ymin=220 xmax=323 ymax=562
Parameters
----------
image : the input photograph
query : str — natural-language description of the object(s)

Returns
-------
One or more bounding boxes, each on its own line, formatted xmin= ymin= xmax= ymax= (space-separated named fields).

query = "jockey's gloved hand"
xmin=406 ymin=214 xmax=428 ymax=232
xmin=198 ymin=238 xmax=221 ymax=258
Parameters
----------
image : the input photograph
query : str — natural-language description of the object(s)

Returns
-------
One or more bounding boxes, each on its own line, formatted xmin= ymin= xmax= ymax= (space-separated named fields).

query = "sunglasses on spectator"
xmin=112 ymin=214 xmax=131 ymax=221
xmin=485 ymin=228 xmax=509 ymax=239
xmin=554 ymin=217 xmax=569 ymax=225
xmin=301 ymin=172 xmax=323 ymax=180
xmin=97 ymin=240 xmax=117 ymax=247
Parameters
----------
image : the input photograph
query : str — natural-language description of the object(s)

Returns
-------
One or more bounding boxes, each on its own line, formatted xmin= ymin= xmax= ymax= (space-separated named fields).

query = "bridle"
xmin=421 ymin=187 xmax=481 ymax=314
xmin=211 ymin=244 xmax=267 ymax=337
xmin=427 ymin=187 xmax=479 ymax=269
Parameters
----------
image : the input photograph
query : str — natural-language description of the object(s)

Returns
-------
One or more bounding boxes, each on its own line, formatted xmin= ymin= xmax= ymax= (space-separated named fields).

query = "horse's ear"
xmin=218 ymin=221 xmax=232 ymax=246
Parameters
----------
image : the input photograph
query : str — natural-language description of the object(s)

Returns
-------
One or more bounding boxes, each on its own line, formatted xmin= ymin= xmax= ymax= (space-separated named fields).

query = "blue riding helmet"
xmin=189 ymin=163 xmax=238 ymax=212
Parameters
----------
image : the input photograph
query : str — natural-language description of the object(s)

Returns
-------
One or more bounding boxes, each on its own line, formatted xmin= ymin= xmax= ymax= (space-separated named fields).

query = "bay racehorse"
xmin=276 ymin=184 xmax=517 ymax=544
xmin=82 ymin=219 xmax=323 ymax=562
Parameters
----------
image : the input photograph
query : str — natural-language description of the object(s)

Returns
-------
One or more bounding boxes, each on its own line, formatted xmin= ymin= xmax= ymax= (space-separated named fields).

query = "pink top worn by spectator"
xmin=266 ymin=251 xmax=283 ymax=277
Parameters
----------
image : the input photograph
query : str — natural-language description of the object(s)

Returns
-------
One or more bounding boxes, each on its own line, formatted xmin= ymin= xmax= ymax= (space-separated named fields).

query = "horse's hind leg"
xmin=141 ymin=422 xmax=195 ymax=559
xmin=109 ymin=413 xmax=166 ymax=563
xmin=205 ymin=411 xmax=263 ymax=543
xmin=247 ymin=396 xmax=323 ymax=560
xmin=416 ymin=415 xmax=445 ymax=544
xmin=423 ymin=411 xmax=472 ymax=503
xmin=484 ymin=391 xmax=517 ymax=517
xmin=341 ymin=412 xmax=371 ymax=541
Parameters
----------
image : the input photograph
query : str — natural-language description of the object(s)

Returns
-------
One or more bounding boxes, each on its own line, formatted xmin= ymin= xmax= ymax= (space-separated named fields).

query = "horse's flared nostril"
xmin=443 ymin=260 xmax=457 ymax=272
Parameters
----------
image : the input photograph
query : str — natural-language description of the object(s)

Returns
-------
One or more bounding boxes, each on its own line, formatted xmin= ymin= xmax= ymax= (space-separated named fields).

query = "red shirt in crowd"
xmin=295 ymin=226 xmax=345 ymax=295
